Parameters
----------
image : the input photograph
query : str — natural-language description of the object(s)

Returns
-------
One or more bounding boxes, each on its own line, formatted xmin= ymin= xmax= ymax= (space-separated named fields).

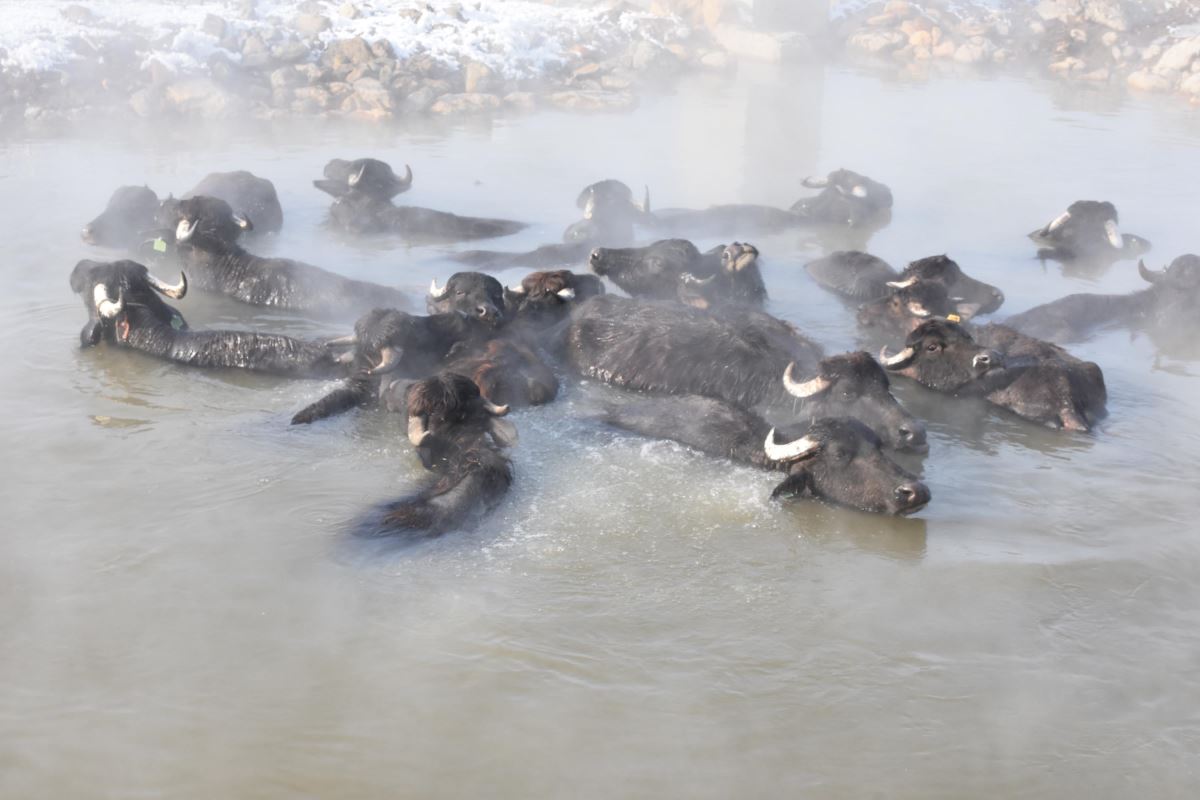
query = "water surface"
xmin=3 ymin=65 xmax=1200 ymax=797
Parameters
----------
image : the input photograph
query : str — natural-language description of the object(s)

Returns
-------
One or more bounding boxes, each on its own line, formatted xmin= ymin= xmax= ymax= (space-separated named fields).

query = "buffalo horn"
xmin=802 ymin=175 xmax=829 ymax=189
xmin=175 ymin=218 xmax=198 ymax=242
xmin=850 ymin=185 xmax=869 ymax=198
xmin=326 ymin=334 xmax=358 ymax=346
xmin=637 ymin=185 xmax=651 ymax=213
xmin=146 ymin=271 xmax=187 ymax=299
xmin=482 ymin=400 xmax=509 ymax=417
xmin=583 ymin=195 xmax=596 ymax=220
xmin=1044 ymin=210 xmax=1071 ymax=233
xmin=1104 ymin=219 xmax=1123 ymax=249
xmin=93 ymin=284 xmax=123 ymax=318
xmin=1138 ymin=259 xmax=1164 ymax=284
xmin=680 ymin=272 xmax=716 ymax=286
xmin=349 ymin=162 xmax=366 ymax=187
xmin=369 ymin=347 xmax=402 ymax=374
xmin=232 ymin=213 xmax=252 ymax=231
xmin=335 ymin=351 xmax=355 ymax=364
xmin=507 ymin=283 xmax=527 ymax=295
xmin=763 ymin=428 xmax=821 ymax=462
xmin=398 ymin=164 xmax=413 ymax=189
xmin=555 ymin=287 xmax=576 ymax=300
xmin=907 ymin=301 xmax=932 ymax=318
xmin=886 ymin=276 xmax=918 ymax=289
xmin=879 ymin=346 xmax=916 ymax=370
xmin=407 ymin=415 xmax=430 ymax=447
xmin=782 ymin=362 xmax=831 ymax=398
xmin=429 ymin=278 xmax=449 ymax=299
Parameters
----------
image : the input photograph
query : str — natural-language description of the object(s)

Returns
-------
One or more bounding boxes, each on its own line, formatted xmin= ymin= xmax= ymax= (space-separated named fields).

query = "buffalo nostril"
xmin=894 ymin=482 xmax=930 ymax=508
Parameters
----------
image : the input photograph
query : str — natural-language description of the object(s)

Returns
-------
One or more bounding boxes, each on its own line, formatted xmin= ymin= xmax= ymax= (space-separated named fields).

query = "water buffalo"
xmin=856 ymin=280 xmax=982 ymax=335
xmin=565 ymin=295 xmax=824 ymax=409
xmin=807 ymin=251 xmax=1005 ymax=312
xmin=589 ymin=239 xmax=766 ymax=309
xmin=425 ymin=272 xmax=507 ymax=328
xmin=314 ymin=158 xmax=525 ymax=242
xmin=880 ymin=319 xmax=1106 ymax=431
xmin=69 ymin=259 xmax=344 ymax=378
xmin=792 ymin=169 xmax=893 ymax=227
xmin=1029 ymin=201 xmax=1150 ymax=263
xmin=313 ymin=158 xmax=413 ymax=201
xmin=646 ymin=169 xmax=892 ymax=237
xmin=292 ymin=306 xmax=494 ymax=424
xmin=452 ymin=179 xmax=653 ymax=269
xmin=361 ymin=372 xmax=517 ymax=537
xmin=604 ymin=397 xmax=930 ymax=515
xmin=165 ymin=195 xmax=410 ymax=317
xmin=1005 ymin=255 xmax=1200 ymax=343
xmin=503 ymin=269 xmax=606 ymax=330
xmin=443 ymin=339 xmax=558 ymax=408
xmin=82 ymin=171 xmax=283 ymax=250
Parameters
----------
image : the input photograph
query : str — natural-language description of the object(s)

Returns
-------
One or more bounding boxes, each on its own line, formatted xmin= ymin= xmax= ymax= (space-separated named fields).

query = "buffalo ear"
xmin=770 ymin=471 xmax=811 ymax=501
xmin=79 ymin=320 xmax=103 ymax=348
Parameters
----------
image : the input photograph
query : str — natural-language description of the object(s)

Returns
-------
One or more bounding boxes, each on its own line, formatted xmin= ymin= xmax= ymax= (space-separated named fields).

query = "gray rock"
xmin=464 ymin=61 xmax=495 ymax=93
xmin=351 ymin=76 xmax=393 ymax=111
xmin=547 ymin=90 xmax=637 ymax=112
xmin=503 ymin=91 xmax=537 ymax=111
xmin=430 ymin=92 xmax=502 ymax=114
xmin=129 ymin=85 xmax=165 ymax=117
xmin=293 ymin=85 xmax=333 ymax=110
xmin=269 ymin=66 xmax=303 ymax=90
xmin=1035 ymin=0 xmax=1081 ymax=24
xmin=242 ymin=34 xmax=272 ymax=69
xmin=403 ymin=85 xmax=438 ymax=113
xmin=202 ymin=14 xmax=227 ymax=39
xmin=272 ymin=38 xmax=310 ymax=64
xmin=1155 ymin=36 xmax=1200 ymax=74
xmin=165 ymin=78 xmax=243 ymax=117
xmin=321 ymin=37 xmax=374 ymax=74
xmin=295 ymin=13 xmax=331 ymax=39
xmin=1084 ymin=0 xmax=1127 ymax=32
xmin=61 ymin=4 xmax=98 ymax=25
xmin=848 ymin=29 xmax=906 ymax=54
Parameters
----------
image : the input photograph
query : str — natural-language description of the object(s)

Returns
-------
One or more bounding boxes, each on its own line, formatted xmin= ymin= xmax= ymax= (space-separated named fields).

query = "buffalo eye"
xmin=925 ymin=342 xmax=940 ymax=352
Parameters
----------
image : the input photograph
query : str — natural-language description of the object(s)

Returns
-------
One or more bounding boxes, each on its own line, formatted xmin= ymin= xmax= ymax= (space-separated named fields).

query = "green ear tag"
xmin=153 ymin=237 xmax=168 ymax=253
xmin=171 ymin=314 xmax=184 ymax=330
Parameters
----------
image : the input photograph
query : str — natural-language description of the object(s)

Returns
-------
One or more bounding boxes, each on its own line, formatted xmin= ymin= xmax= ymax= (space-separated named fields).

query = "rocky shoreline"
xmin=832 ymin=0 xmax=1200 ymax=104
xmin=3 ymin=0 xmax=1200 ymax=130
xmin=0 ymin=0 xmax=736 ymax=128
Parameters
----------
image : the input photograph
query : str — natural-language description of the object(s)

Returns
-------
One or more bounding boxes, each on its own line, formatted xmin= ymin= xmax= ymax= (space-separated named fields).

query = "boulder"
xmin=430 ymin=92 xmax=502 ymax=114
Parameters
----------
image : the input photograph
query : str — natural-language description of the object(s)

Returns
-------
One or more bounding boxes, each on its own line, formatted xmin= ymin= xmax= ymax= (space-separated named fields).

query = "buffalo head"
xmin=314 ymin=158 xmax=413 ymax=200
xmin=69 ymin=259 xmax=188 ymax=347
xmin=168 ymin=196 xmax=253 ymax=251
xmin=792 ymin=168 xmax=893 ymax=227
xmin=857 ymin=280 xmax=979 ymax=334
xmin=765 ymin=417 xmax=930 ymax=516
xmin=879 ymin=319 xmax=1003 ymax=393
xmin=81 ymin=186 xmax=161 ymax=250
xmin=427 ymin=272 xmax=506 ymax=327
xmin=782 ymin=352 xmax=927 ymax=453
xmin=1029 ymin=200 xmax=1150 ymax=261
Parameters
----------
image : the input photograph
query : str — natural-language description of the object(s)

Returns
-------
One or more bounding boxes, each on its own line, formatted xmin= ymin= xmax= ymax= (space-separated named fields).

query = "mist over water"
xmin=4 ymin=63 xmax=1200 ymax=796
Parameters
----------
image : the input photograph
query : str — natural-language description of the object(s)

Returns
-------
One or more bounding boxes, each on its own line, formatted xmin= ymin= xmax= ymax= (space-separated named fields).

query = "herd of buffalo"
xmin=71 ymin=157 xmax=1200 ymax=535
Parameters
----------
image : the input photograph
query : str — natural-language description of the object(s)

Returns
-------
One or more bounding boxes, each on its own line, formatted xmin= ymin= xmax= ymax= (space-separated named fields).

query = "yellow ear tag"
xmin=153 ymin=237 xmax=168 ymax=253
xmin=946 ymin=314 xmax=961 ymax=323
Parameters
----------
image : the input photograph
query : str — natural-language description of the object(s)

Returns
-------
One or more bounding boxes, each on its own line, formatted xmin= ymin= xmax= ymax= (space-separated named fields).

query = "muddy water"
xmin=3 ymin=65 xmax=1200 ymax=797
